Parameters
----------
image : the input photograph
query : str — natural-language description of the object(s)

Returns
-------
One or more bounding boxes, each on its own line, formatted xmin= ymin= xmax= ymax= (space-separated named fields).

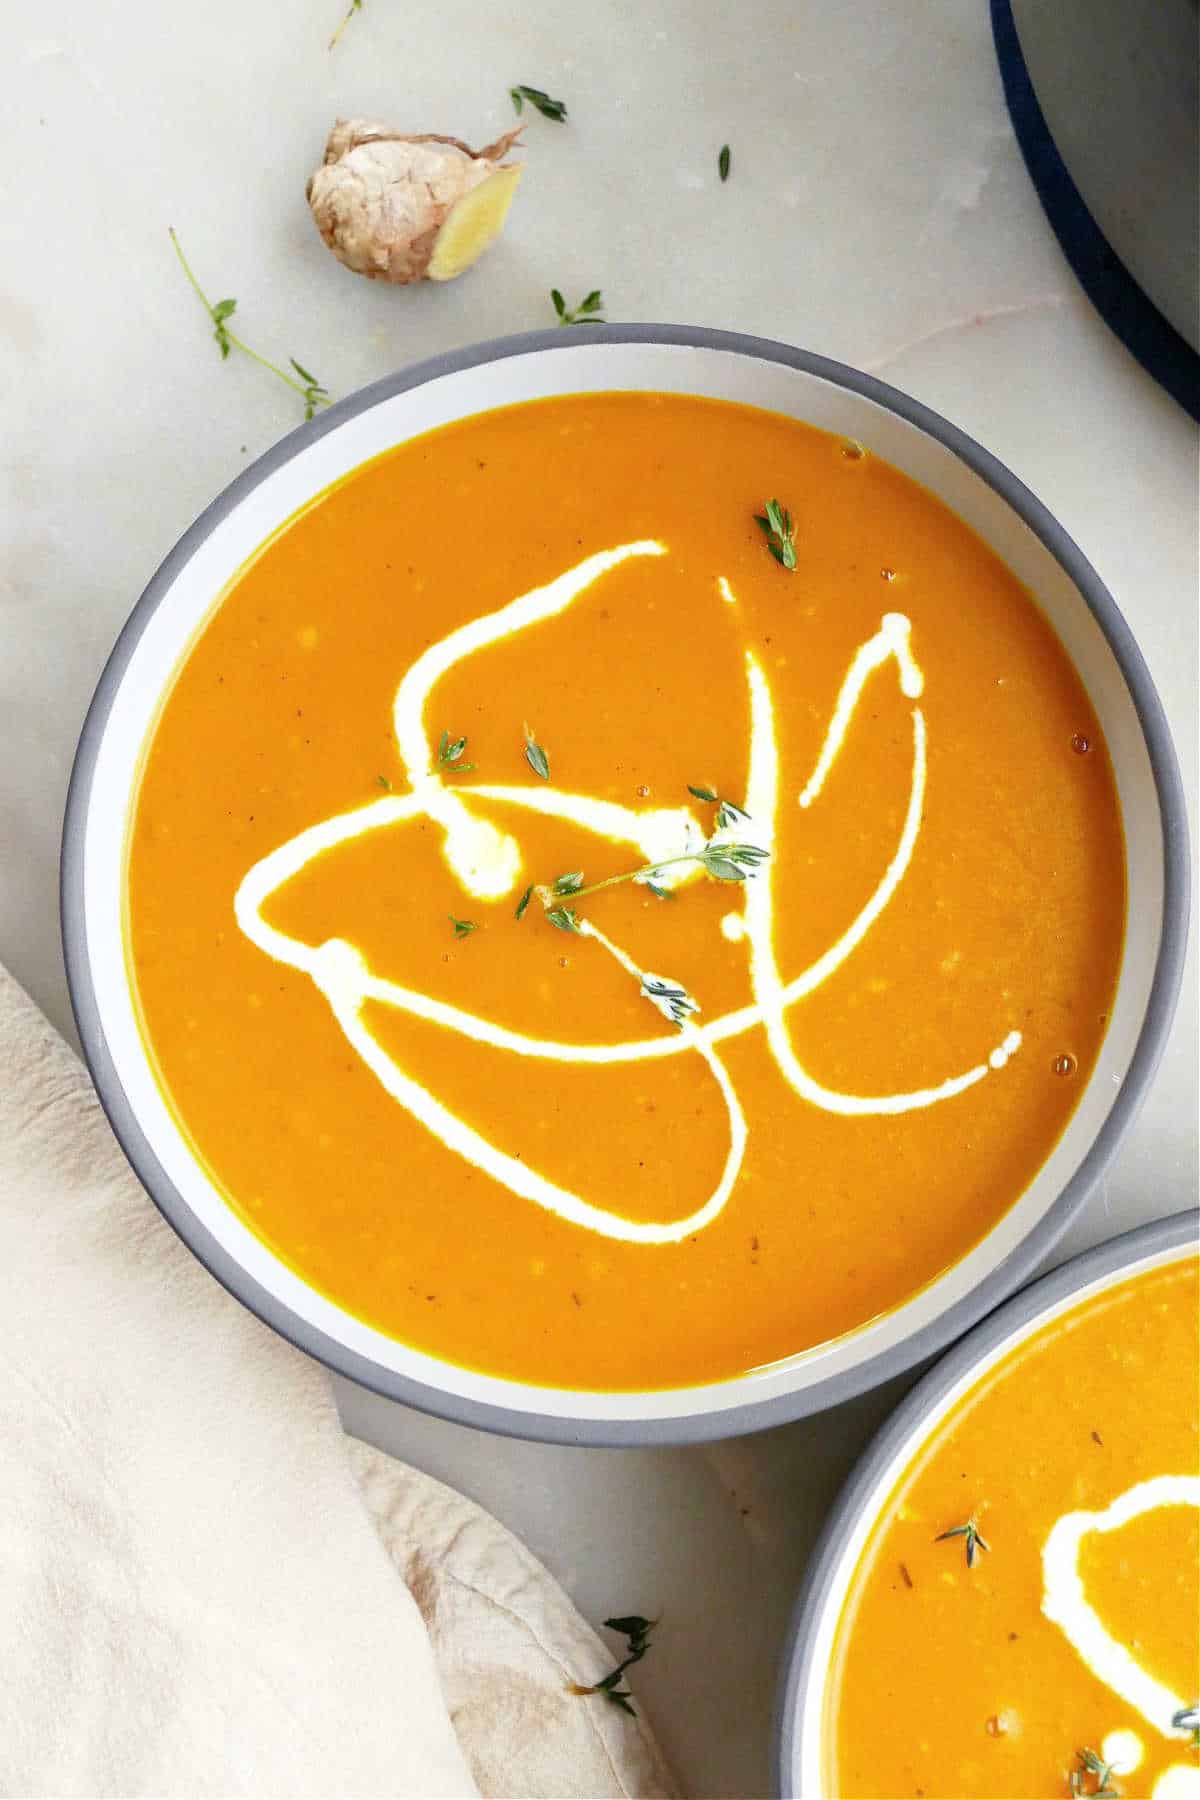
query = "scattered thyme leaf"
xmin=700 ymin=842 xmax=769 ymax=881
xmin=169 ymin=229 xmax=333 ymax=420
xmin=1072 ymin=1746 xmax=1121 ymax=1798
xmin=571 ymin=1615 xmax=656 ymax=1719
xmin=523 ymin=725 xmax=551 ymax=780
xmin=718 ymin=143 xmax=731 ymax=182
xmin=1172 ymin=1704 xmax=1200 ymax=1745
xmin=687 ymin=783 xmax=719 ymax=802
xmin=643 ymin=880 xmax=674 ymax=900
xmin=551 ymin=287 xmax=606 ymax=326
xmin=716 ymin=798 xmax=752 ymax=831
xmin=375 ymin=774 xmax=392 ymax=790
xmin=641 ymin=973 xmax=700 ymax=1028
xmin=515 ymin=884 xmax=534 ymax=921
xmin=552 ymin=871 xmax=585 ymax=895
xmin=934 ymin=1516 xmax=991 ymax=1569
xmin=546 ymin=906 xmax=580 ymax=933
xmin=290 ymin=356 xmax=330 ymax=421
xmin=328 ymin=0 xmax=361 ymax=49
xmin=510 ymin=84 xmax=567 ymax=122
xmin=437 ymin=731 xmax=473 ymax=771
xmin=448 ymin=915 xmax=478 ymax=939
xmin=754 ymin=496 xmax=797 ymax=571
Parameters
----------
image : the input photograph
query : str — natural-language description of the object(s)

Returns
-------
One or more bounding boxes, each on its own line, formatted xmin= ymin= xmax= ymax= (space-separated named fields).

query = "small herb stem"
xmin=566 ymin=852 xmax=699 ymax=903
xmin=168 ymin=229 xmax=331 ymax=413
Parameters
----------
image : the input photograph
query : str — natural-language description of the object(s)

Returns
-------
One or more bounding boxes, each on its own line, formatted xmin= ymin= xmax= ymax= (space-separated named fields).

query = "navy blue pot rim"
xmin=991 ymin=0 xmax=1200 ymax=423
xmin=773 ymin=1207 xmax=1200 ymax=1796
xmin=60 ymin=324 xmax=1191 ymax=1447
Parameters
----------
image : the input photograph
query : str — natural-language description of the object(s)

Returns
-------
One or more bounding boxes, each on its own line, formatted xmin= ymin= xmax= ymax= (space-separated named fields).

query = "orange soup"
xmin=126 ymin=392 xmax=1126 ymax=1389
xmin=828 ymin=1254 xmax=1199 ymax=1799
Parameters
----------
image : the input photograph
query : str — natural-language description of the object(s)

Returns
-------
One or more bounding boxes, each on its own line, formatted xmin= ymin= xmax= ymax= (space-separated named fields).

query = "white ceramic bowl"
xmin=61 ymin=327 xmax=1189 ymax=1446
xmin=774 ymin=1207 xmax=1199 ymax=1795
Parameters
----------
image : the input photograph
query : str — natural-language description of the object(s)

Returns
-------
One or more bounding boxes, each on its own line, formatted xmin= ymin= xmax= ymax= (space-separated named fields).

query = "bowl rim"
xmin=772 ymin=1204 xmax=1200 ymax=1795
xmin=60 ymin=323 xmax=1191 ymax=1447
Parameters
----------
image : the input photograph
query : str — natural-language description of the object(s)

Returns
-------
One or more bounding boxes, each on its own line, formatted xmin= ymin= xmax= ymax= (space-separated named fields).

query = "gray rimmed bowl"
xmin=61 ymin=326 xmax=1189 ymax=1447
xmin=774 ymin=1206 xmax=1200 ymax=1796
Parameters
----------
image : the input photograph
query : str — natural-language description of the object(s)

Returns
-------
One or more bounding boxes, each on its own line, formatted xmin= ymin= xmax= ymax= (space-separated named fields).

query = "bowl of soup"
xmin=62 ymin=326 xmax=1188 ymax=1443
xmin=776 ymin=1208 xmax=1199 ymax=1798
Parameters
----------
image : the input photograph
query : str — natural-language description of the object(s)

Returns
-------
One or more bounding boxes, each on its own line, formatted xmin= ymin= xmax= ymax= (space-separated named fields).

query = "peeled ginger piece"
xmin=427 ymin=165 xmax=523 ymax=281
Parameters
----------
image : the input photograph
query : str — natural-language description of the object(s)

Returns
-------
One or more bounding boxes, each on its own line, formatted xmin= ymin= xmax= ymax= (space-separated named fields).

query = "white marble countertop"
xmin=2 ymin=1 xmax=1195 ymax=1793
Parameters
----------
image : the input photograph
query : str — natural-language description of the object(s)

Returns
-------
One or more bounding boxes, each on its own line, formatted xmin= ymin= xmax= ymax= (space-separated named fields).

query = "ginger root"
xmin=306 ymin=119 xmax=523 ymax=285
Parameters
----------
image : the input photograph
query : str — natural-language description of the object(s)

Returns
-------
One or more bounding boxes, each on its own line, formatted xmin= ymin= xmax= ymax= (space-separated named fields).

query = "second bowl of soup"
xmin=62 ymin=328 xmax=1187 ymax=1441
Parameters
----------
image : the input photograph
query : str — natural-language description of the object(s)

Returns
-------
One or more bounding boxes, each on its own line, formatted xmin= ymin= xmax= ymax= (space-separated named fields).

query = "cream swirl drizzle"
xmin=235 ymin=542 xmax=1023 ymax=1244
xmin=1042 ymin=1477 xmax=1200 ymax=1743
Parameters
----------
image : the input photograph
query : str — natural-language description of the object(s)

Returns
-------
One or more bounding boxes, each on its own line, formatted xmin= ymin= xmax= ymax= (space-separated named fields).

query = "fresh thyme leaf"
xmin=687 ymin=783 xmax=719 ymax=802
xmin=552 ymin=871 xmax=585 ymax=895
xmin=169 ymin=229 xmax=333 ymax=420
xmin=376 ymin=774 xmax=392 ymax=790
xmin=718 ymin=143 xmax=731 ymax=182
xmin=1073 ymin=1747 xmax=1121 ymax=1798
xmin=289 ymin=356 xmax=330 ymax=421
xmin=606 ymin=1615 xmax=653 ymax=1641
xmin=448 ymin=915 xmax=478 ymax=939
xmin=643 ymin=880 xmax=674 ymax=900
xmin=515 ymin=884 xmax=534 ymax=921
xmin=328 ymin=0 xmax=361 ymax=49
xmin=1172 ymin=1704 xmax=1200 ymax=1745
xmin=546 ymin=906 xmax=580 ymax=933
xmin=551 ymin=287 xmax=607 ymax=327
xmin=523 ymin=725 xmax=551 ymax=780
xmin=716 ymin=798 xmax=752 ymax=831
xmin=700 ymin=842 xmax=769 ymax=881
xmin=935 ymin=1516 xmax=991 ymax=1569
xmin=436 ymin=730 xmax=476 ymax=775
xmin=510 ymin=83 xmax=567 ymax=122
xmin=754 ymin=496 xmax=797 ymax=571
xmin=702 ymin=854 xmax=748 ymax=882
xmin=641 ymin=973 xmax=700 ymax=1028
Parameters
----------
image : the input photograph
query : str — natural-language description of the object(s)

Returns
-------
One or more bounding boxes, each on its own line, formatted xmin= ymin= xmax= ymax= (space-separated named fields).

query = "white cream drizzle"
xmin=1042 ymin=1477 xmax=1200 ymax=1741
xmin=234 ymin=544 xmax=1024 ymax=1242
xmin=1153 ymin=1766 xmax=1200 ymax=1800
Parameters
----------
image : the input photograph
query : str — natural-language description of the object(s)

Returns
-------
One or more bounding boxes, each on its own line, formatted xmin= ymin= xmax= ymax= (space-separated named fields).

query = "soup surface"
xmin=127 ymin=392 xmax=1125 ymax=1389
xmin=828 ymin=1254 xmax=1200 ymax=1799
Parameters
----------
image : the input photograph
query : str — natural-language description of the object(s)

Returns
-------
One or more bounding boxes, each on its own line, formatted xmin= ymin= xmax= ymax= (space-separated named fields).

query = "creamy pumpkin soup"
xmin=828 ymin=1253 xmax=1199 ymax=1800
xmin=127 ymin=392 xmax=1125 ymax=1389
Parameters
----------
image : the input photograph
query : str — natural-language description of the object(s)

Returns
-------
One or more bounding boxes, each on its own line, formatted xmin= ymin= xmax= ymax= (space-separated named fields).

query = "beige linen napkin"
xmin=0 ymin=961 xmax=676 ymax=1800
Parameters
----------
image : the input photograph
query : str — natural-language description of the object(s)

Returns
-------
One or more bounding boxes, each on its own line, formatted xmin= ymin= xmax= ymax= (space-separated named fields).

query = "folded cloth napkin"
xmin=0 ymin=961 xmax=676 ymax=1800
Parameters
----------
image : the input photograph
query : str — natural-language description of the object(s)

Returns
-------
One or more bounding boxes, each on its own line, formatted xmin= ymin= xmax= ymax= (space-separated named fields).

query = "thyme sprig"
xmin=551 ymin=287 xmax=606 ymax=326
xmin=510 ymin=84 xmax=567 ymax=122
xmin=755 ymin=496 xmax=797 ymax=570
xmin=1069 ymin=1746 xmax=1120 ymax=1797
xmin=934 ymin=1515 xmax=990 ymax=1569
xmin=437 ymin=731 xmax=477 ymax=774
xmin=641 ymin=973 xmax=700 ymax=1028
xmin=537 ymin=840 xmax=768 ymax=921
xmin=570 ymin=1615 xmax=656 ymax=1717
xmin=328 ymin=0 xmax=361 ymax=49
xmin=169 ymin=230 xmax=332 ymax=420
